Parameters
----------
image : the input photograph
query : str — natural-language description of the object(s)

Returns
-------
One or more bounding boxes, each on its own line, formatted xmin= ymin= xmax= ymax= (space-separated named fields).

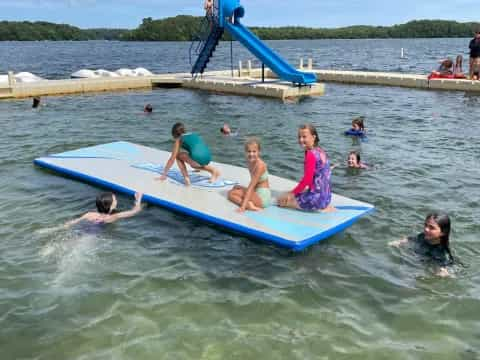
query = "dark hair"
xmin=425 ymin=213 xmax=454 ymax=263
xmin=349 ymin=150 xmax=361 ymax=163
xmin=171 ymin=122 xmax=186 ymax=138
xmin=96 ymin=192 xmax=114 ymax=214
xmin=299 ymin=123 xmax=319 ymax=146
xmin=352 ymin=117 xmax=365 ymax=131
xmin=32 ymin=97 xmax=40 ymax=108
xmin=144 ymin=104 xmax=153 ymax=113
xmin=220 ymin=127 xmax=226 ymax=134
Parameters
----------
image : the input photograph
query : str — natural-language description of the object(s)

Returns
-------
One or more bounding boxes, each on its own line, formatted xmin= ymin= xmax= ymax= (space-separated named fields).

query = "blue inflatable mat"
xmin=34 ymin=141 xmax=374 ymax=251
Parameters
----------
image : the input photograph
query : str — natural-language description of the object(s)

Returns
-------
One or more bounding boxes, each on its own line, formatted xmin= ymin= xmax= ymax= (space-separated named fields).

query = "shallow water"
xmin=0 ymin=40 xmax=480 ymax=359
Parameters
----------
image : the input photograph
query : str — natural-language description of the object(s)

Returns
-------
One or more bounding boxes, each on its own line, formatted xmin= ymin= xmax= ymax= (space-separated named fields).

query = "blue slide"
xmin=224 ymin=20 xmax=317 ymax=85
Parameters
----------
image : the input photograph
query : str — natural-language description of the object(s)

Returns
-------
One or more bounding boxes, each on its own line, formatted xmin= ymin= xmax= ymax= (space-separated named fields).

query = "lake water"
xmin=0 ymin=39 xmax=479 ymax=359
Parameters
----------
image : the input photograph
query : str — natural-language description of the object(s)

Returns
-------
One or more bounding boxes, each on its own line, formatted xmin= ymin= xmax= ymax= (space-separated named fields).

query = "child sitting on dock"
xmin=228 ymin=138 xmax=271 ymax=212
xmin=157 ymin=122 xmax=220 ymax=186
xmin=65 ymin=192 xmax=144 ymax=226
xmin=428 ymin=59 xmax=454 ymax=79
xmin=345 ymin=116 xmax=366 ymax=137
xmin=389 ymin=213 xmax=456 ymax=277
xmin=347 ymin=151 xmax=368 ymax=169
xmin=453 ymin=55 xmax=466 ymax=79
xmin=278 ymin=124 xmax=334 ymax=212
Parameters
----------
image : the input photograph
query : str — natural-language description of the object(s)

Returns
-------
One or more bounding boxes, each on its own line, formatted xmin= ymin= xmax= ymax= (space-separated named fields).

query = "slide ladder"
xmin=190 ymin=22 xmax=224 ymax=76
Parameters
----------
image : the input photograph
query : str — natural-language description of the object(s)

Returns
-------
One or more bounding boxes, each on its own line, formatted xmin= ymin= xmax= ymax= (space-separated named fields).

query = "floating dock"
xmin=1 ymin=66 xmax=480 ymax=102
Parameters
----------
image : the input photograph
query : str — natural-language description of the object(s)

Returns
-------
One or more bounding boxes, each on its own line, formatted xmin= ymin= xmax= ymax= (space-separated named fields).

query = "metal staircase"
xmin=190 ymin=1 xmax=224 ymax=77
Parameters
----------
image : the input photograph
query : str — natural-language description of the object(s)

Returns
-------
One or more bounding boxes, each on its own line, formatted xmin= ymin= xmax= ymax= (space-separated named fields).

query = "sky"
xmin=0 ymin=0 xmax=478 ymax=29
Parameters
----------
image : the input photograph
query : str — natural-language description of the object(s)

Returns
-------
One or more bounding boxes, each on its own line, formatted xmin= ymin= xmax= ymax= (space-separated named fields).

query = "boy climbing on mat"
xmin=156 ymin=122 xmax=220 ymax=186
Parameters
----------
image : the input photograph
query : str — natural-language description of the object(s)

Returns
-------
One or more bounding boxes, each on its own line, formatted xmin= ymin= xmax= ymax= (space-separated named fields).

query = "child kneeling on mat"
xmin=157 ymin=122 xmax=220 ymax=186
xmin=228 ymin=138 xmax=271 ymax=212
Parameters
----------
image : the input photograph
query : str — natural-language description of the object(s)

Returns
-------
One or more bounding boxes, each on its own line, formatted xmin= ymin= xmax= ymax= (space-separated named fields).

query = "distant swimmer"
xmin=345 ymin=116 xmax=366 ymax=137
xmin=144 ymin=104 xmax=153 ymax=113
xmin=277 ymin=123 xmax=335 ymax=212
xmin=32 ymin=97 xmax=41 ymax=109
xmin=156 ymin=122 xmax=220 ymax=186
xmin=65 ymin=192 xmax=144 ymax=227
xmin=220 ymin=123 xmax=231 ymax=135
xmin=389 ymin=213 xmax=458 ymax=277
xmin=228 ymin=138 xmax=271 ymax=212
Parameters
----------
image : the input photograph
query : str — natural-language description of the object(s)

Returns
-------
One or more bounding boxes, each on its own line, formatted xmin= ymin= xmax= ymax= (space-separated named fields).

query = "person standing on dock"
xmin=204 ymin=0 xmax=213 ymax=19
xmin=468 ymin=31 xmax=480 ymax=80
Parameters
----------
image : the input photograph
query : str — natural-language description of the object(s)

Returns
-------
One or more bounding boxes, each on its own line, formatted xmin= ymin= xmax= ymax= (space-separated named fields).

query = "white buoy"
xmin=401 ymin=48 xmax=405 ymax=59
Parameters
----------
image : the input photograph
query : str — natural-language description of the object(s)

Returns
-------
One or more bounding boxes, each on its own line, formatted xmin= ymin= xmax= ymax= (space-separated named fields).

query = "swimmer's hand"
xmin=388 ymin=238 xmax=408 ymax=247
xmin=236 ymin=207 xmax=246 ymax=213
xmin=134 ymin=192 xmax=143 ymax=204
xmin=184 ymin=177 xmax=191 ymax=186
xmin=156 ymin=174 xmax=167 ymax=181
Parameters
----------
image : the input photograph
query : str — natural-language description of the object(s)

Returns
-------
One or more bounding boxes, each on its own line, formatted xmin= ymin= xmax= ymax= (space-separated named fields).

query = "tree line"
xmin=0 ymin=17 xmax=479 ymax=41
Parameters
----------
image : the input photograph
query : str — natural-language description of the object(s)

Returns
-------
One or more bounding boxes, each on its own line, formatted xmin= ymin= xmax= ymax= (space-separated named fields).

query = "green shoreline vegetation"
xmin=1 ymin=16 xmax=479 ymax=41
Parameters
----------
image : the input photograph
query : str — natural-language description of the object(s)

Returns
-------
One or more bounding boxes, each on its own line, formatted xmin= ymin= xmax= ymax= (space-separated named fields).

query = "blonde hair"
xmin=244 ymin=137 xmax=261 ymax=151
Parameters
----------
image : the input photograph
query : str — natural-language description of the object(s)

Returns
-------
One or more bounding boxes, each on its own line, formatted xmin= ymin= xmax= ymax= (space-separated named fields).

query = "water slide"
xmin=224 ymin=20 xmax=317 ymax=85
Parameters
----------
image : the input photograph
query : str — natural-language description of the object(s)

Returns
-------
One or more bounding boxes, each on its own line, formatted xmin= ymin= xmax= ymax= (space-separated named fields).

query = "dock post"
xmin=247 ymin=60 xmax=252 ymax=76
xmin=238 ymin=61 xmax=243 ymax=77
xmin=308 ymin=58 xmax=313 ymax=70
xmin=299 ymin=58 xmax=304 ymax=70
xmin=8 ymin=71 xmax=15 ymax=87
xmin=262 ymin=63 xmax=265 ymax=83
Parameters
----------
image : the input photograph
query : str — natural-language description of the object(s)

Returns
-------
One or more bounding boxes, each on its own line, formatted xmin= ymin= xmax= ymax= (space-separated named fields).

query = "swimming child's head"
xmin=347 ymin=151 xmax=361 ymax=168
xmin=96 ymin=192 xmax=117 ymax=214
xmin=220 ymin=123 xmax=231 ymax=135
xmin=351 ymin=117 xmax=365 ymax=131
xmin=244 ymin=138 xmax=261 ymax=162
xmin=424 ymin=213 xmax=450 ymax=246
xmin=298 ymin=123 xmax=319 ymax=149
xmin=32 ymin=97 xmax=41 ymax=108
xmin=144 ymin=104 xmax=153 ymax=113
xmin=171 ymin=122 xmax=186 ymax=139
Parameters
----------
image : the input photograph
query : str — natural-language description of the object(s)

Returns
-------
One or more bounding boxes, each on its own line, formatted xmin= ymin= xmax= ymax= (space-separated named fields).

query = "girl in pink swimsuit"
xmin=278 ymin=124 xmax=334 ymax=212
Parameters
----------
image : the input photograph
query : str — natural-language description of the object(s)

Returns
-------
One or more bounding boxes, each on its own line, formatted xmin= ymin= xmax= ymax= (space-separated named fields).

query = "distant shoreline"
xmin=1 ymin=17 xmax=479 ymax=41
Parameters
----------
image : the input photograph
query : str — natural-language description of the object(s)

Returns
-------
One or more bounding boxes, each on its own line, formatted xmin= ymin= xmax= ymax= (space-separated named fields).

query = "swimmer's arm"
xmin=105 ymin=193 xmax=143 ymax=223
xmin=388 ymin=237 xmax=409 ymax=247
xmin=157 ymin=139 xmax=180 ymax=181
xmin=238 ymin=163 xmax=265 ymax=212
xmin=64 ymin=213 xmax=90 ymax=228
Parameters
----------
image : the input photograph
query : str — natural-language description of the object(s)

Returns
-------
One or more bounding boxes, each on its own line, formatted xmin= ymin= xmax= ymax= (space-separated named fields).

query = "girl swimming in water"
xmin=347 ymin=151 xmax=368 ymax=169
xmin=65 ymin=192 xmax=143 ymax=226
xmin=389 ymin=213 xmax=456 ymax=277
xmin=345 ymin=116 xmax=366 ymax=136
xmin=228 ymin=138 xmax=271 ymax=212
xmin=157 ymin=122 xmax=220 ymax=186
xmin=278 ymin=124 xmax=334 ymax=212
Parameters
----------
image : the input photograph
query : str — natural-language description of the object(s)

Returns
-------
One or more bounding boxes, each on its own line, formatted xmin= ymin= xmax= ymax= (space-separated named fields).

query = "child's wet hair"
xmin=244 ymin=137 xmax=261 ymax=151
xmin=425 ymin=213 xmax=454 ymax=263
xmin=96 ymin=192 xmax=114 ymax=214
xmin=299 ymin=123 xmax=319 ymax=146
xmin=352 ymin=117 xmax=365 ymax=131
xmin=171 ymin=122 xmax=186 ymax=138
